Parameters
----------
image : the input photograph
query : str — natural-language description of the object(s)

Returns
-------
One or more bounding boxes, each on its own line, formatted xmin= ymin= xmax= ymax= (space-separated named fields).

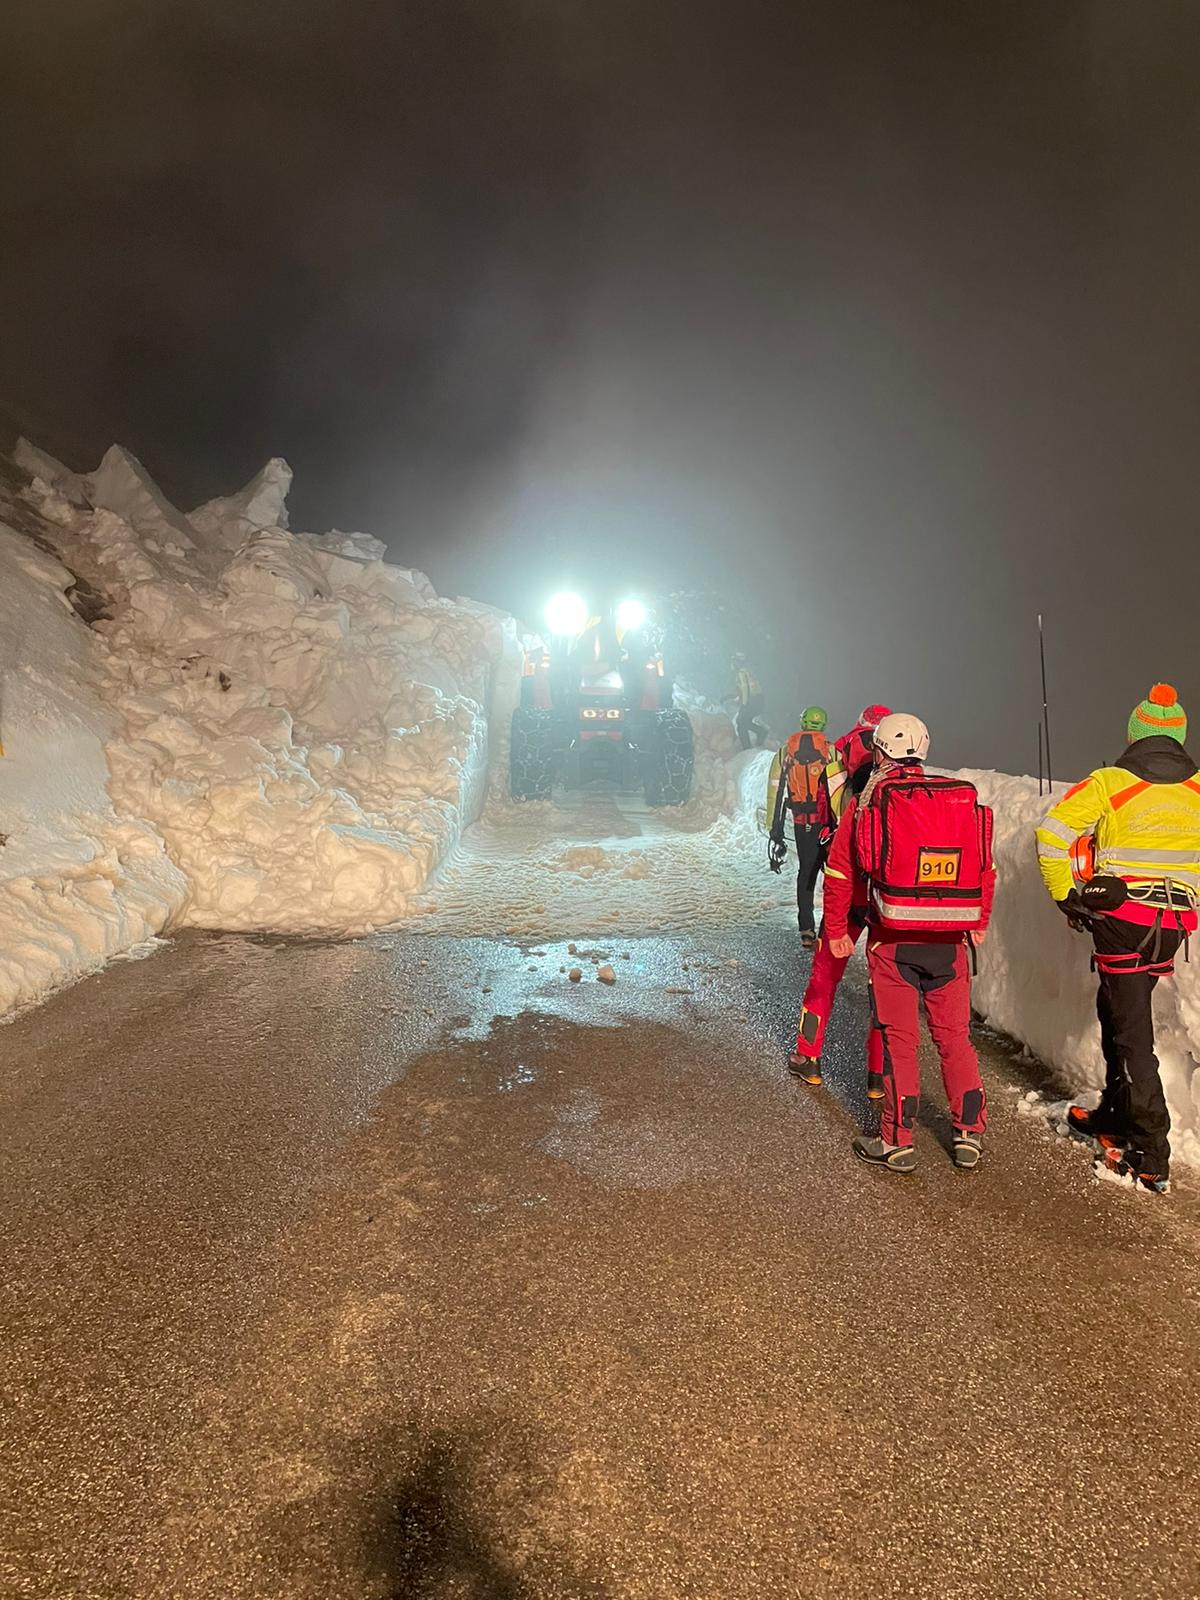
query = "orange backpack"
xmin=785 ymin=731 xmax=831 ymax=818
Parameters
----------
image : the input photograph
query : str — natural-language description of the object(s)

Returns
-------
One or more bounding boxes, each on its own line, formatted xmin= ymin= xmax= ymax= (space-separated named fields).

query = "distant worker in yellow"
xmin=725 ymin=652 xmax=768 ymax=750
xmin=1035 ymin=683 xmax=1200 ymax=1193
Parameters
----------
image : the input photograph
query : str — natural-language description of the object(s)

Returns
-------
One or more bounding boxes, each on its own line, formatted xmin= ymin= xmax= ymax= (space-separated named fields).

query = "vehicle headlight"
xmin=544 ymin=591 xmax=588 ymax=636
xmin=616 ymin=597 xmax=647 ymax=632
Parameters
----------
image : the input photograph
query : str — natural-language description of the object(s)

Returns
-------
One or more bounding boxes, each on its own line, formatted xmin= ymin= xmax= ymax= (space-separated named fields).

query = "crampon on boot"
xmin=788 ymin=1051 xmax=823 ymax=1086
xmin=852 ymin=1136 xmax=916 ymax=1173
xmin=1100 ymin=1142 xmax=1169 ymax=1195
xmin=1066 ymin=1104 xmax=1123 ymax=1142
xmin=952 ymin=1131 xmax=983 ymax=1170
xmin=1066 ymin=1106 xmax=1129 ymax=1166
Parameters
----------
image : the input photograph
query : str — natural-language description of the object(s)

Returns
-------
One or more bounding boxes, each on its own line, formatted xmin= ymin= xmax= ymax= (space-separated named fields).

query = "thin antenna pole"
xmin=1038 ymin=612 xmax=1053 ymax=789
xmin=1037 ymin=720 xmax=1044 ymax=797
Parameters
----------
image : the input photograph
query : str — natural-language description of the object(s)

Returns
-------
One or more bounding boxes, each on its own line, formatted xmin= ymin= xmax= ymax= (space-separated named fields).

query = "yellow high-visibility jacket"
xmin=734 ymin=667 xmax=762 ymax=705
xmin=1035 ymin=755 xmax=1200 ymax=903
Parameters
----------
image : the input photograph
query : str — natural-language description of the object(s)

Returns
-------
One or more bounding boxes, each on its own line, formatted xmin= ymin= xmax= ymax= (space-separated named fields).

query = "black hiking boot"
xmin=866 ymin=1069 xmax=885 ymax=1102
xmin=788 ymin=1052 xmax=822 ymax=1086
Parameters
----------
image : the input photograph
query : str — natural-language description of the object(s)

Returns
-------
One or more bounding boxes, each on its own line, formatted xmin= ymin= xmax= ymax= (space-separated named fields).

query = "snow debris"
xmin=13 ymin=438 xmax=91 ymax=505
xmin=189 ymin=458 xmax=293 ymax=556
xmin=90 ymin=445 xmax=204 ymax=563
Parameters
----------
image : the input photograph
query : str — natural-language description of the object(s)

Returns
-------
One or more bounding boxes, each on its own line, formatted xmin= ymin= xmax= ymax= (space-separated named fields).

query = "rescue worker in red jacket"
xmin=788 ymin=702 xmax=892 ymax=1091
xmin=1036 ymin=684 xmax=1200 ymax=1193
xmin=824 ymin=713 xmax=994 ymax=1173
xmin=766 ymin=706 xmax=833 ymax=945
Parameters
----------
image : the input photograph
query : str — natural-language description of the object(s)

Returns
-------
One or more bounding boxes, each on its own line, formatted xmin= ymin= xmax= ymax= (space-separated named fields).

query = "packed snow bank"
xmin=966 ymin=769 xmax=1200 ymax=1170
xmin=0 ymin=526 xmax=185 ymax=1014
xmin=5 ymin=441 xmax=521 ymax=963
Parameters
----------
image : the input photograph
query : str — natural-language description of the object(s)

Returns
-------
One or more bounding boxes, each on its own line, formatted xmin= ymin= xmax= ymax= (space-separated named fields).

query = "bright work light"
xmin=616 ymin=597 xmax=647 ymax=632
xmin=544 ymin=591 xmax=588 ymax=636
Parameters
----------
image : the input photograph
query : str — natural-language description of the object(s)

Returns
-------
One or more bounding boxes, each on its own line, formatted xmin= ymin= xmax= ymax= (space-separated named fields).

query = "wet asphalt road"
xmin=2 ymin=927 xmax=1199 ymax=1600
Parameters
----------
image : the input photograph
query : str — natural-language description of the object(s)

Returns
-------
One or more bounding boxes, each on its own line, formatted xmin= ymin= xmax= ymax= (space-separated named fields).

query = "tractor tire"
xmin=510 ymin=706 xmax=557 ymax=800
xmin=642 ymin=708 xmax=695 ymax=806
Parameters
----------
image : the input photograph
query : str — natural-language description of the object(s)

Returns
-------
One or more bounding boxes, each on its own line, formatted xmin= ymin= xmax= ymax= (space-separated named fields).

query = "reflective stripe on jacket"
xmin=1036 ymin=764 xmax=1200 ymax=903
xmin=734 ymin=667 xmax=762 ymax=705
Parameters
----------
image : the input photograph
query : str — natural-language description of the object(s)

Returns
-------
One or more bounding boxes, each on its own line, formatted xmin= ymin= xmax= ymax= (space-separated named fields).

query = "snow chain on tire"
xmin=509 ymin=706 xmax=557 ymax=800
xmin=643 ymin=708 xmax=695 ymax=806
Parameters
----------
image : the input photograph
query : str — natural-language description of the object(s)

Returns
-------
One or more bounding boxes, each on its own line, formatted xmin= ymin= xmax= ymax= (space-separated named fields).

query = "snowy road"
xmin=3 ymin=925 xmax=1199 ymax=1600
xmin=411 ymin=788 xmax=791 ymax=938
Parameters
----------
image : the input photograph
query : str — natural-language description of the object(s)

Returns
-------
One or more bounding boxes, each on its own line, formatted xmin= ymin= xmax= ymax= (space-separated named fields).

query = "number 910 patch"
xmin=917 ymin=847 xmax=961 ymax=882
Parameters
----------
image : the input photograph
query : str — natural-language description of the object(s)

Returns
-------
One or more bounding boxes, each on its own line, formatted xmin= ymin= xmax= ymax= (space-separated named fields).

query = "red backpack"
xmin=854 ymin=771 xmax=993 ymax=933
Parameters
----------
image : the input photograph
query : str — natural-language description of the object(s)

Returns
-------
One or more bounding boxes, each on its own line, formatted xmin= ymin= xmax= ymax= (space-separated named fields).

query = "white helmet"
xmin=873 ymin=712 xmax=930 ymax=762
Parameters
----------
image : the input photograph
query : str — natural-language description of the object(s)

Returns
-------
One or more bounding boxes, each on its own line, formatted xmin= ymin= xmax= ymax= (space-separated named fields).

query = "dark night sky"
xmin=2 ymin=0 xmax=1198 ymax=776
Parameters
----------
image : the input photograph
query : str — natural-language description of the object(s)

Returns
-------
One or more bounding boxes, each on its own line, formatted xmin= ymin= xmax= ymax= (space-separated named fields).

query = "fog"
xmin=2 ymin=0 xmax=1198 ymax=775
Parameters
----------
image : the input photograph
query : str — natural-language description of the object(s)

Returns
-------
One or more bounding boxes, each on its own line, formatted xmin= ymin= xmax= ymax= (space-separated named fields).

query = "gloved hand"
xmin=1056 ymin=890 xmax=1091 ymax=933
xmin=767 ymin=834 xmax=788 ymax=874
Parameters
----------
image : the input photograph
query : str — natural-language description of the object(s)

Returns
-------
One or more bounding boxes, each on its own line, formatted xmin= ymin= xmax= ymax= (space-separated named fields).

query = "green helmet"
xmin=800 ymin=705 xmax=828 ymax=732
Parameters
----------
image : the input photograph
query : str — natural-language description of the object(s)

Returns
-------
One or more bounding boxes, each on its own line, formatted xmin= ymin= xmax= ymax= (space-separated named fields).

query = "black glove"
xmin=1056 ymin=890 xmax=1091 ymax=933
xmin=767 ymin=834 xmax=788 ymax=873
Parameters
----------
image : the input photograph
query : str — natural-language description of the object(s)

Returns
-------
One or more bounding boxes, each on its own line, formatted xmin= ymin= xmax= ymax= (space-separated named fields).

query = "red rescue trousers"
xmin=867 ymin=936 xmax=986 ymax=1148
xmin=794 ymin=917 xmax=884 ymax=1080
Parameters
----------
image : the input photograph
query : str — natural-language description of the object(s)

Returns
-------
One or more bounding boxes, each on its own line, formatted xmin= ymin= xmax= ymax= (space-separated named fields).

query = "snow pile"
xmin=966 ymin=769 xmax=1200 ymax=1170
xmin=686 ymin=702 xmax=743 ymax=814
xmin=0 ymin=525 xmax=186 ymax=1015
xmin=9 ymin=442 xmax=521 ymax=949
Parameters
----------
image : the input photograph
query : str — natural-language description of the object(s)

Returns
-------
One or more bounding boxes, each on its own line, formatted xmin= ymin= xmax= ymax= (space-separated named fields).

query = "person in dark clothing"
xmin=1035 ymin=684 xmax=1200 ymax=1192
